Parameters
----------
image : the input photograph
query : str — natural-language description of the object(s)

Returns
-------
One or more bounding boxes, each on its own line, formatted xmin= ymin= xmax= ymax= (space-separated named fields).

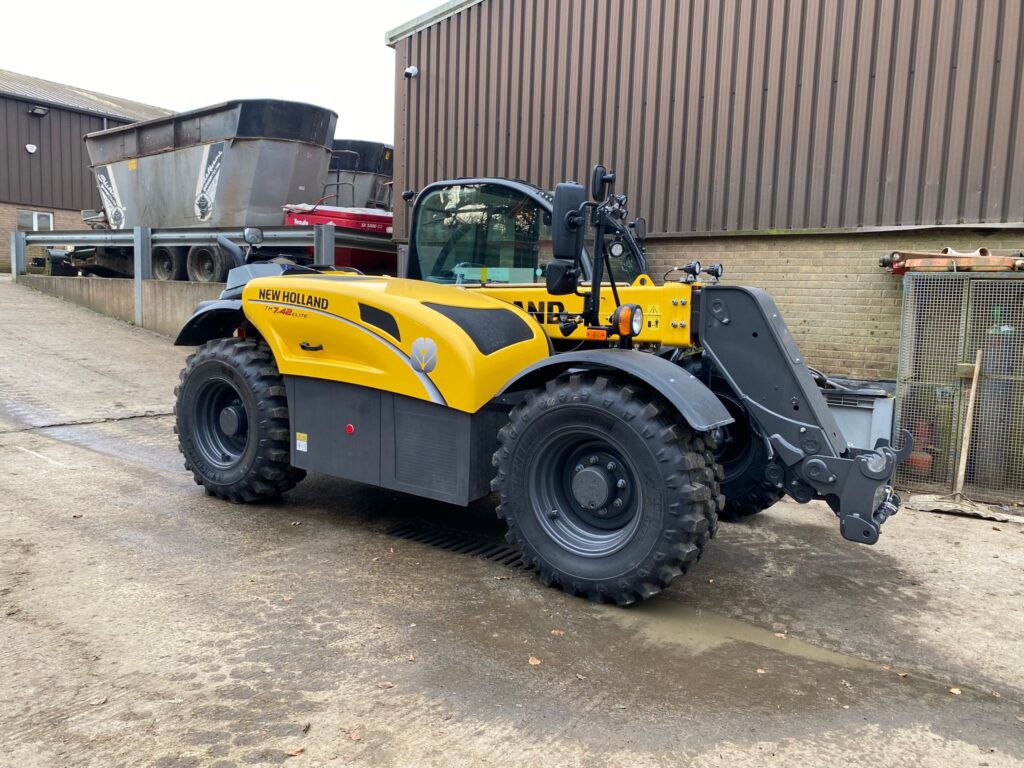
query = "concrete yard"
xmin=1 ymin=274 xmax=1023 ymax=767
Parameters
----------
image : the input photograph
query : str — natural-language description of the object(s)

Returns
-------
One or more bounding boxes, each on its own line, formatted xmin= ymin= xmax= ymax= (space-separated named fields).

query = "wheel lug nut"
xmin=589 ymin=455 xmax=599 ymax=464
xmin=574 ymin=464 xmax=584 ymax=473
xmin=616 ymin=479 xmax=626 ymax=489
xmin=606 ymin=461 xmax=616 ymax=471
xmin=612 ymin=498 xmax=624 ymax=509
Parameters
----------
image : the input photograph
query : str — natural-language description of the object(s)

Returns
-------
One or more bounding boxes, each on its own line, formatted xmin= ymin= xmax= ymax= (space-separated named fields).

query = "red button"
xmin=345 ymin=424 xmax=355 ymax=435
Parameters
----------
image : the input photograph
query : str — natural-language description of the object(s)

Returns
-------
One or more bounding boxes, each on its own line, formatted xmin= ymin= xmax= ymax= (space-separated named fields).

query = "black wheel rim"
xmin=194 ymin=249 xmax=216 ymax=281
xmin=192 ymin=376 xmax=250 ymax=469
xmin=714 ymin=393 xmax=756 ymax=484
xmin=527 ymin=425 xmax=642 ymax=557
xmin=154 ymin=251 xmax=173 ymax=280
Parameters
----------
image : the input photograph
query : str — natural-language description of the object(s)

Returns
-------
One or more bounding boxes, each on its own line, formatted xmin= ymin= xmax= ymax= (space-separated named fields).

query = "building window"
xmin=16 ymin=210 xmax=54 ymax=232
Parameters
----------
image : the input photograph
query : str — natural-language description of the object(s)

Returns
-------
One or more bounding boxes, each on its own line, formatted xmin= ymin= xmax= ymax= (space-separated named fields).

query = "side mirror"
xmin=630 ymin=217 xmax=647 ymax=241
xmin=590 ymin=164 xmax=615 ymax=202
xmin=545 ymin=258 xmax=579 ymax=295
xmin=551 ymin=181 xmax=586 ymax=262
xmin=243 ymin=227 xmax=264 ymax=245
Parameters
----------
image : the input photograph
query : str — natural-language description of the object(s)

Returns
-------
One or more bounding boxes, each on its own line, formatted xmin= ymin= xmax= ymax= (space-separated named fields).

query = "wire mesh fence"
xmin=895 ymin=273 xmax=1024 ymax=503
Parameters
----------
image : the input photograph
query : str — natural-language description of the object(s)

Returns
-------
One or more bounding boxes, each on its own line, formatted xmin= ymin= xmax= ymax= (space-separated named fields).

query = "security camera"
xmin=404 ymin=66 xmax=419 ymax=79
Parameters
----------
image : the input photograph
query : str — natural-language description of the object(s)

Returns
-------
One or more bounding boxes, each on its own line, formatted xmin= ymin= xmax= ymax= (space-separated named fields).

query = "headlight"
xmin=612 ymin=304 xmax=644 ymax=338
xmin=631 ymin=306 xmax=644 ymax=335
xmin=609 ymin=241 xmax=625 ymax=258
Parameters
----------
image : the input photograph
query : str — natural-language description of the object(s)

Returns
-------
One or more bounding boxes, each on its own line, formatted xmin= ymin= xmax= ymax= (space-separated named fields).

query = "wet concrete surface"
xmin=2 ymin=276 xmax=1023 ymax=767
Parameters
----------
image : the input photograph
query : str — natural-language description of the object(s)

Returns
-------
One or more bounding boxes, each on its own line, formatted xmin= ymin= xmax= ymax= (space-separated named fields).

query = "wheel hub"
xmin=571 ymin=466 xmax=612 ymax=510
xmin=218 ymin=404 xmax=246 ymax=437
xmin=529 ymin=434 xmax=642 ymax=557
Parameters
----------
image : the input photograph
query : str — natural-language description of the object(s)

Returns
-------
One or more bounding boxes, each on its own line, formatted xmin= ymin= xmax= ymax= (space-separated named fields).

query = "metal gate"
xmin=895 ymin=273 xmax=1024 ymax=503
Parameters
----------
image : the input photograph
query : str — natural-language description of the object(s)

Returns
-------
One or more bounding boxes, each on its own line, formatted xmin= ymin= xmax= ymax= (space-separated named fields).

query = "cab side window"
xmin=412 ymin=184 xmax=552 ymax=284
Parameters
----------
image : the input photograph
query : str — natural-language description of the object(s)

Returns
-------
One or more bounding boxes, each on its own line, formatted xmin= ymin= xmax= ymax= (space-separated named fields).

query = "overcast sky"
xmin=3 ymin=0 xmax=441 ymax=143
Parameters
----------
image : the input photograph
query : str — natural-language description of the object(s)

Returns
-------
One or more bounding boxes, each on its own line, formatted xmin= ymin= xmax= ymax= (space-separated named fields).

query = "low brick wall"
xmin=646 ymin=228 xmax=1023 ymax=380
xmin=18 ymin=275 xmax=223 ymax=337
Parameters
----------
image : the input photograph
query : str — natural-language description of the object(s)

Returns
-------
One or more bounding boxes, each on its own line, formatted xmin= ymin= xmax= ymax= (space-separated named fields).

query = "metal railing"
xmin=9 ymin=224 xmax=396 ymax=325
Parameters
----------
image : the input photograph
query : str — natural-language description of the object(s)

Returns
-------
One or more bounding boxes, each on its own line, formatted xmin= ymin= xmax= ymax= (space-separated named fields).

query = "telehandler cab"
xmin=174 ymin=166 xmax=910 ymax=605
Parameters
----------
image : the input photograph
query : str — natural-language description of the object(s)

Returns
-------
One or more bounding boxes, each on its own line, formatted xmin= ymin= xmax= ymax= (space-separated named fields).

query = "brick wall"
xmin=1 ymin=202 xmax=83 ymax=272
xmin=646 ymin=229 xmax=1024 ymax=380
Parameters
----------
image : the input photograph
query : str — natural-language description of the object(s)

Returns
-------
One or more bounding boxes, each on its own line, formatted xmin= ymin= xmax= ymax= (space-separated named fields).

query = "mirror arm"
xmin=585 ymin=211 xmax=606 ymax=327
xmin=597 ymin=209 xmax=622 ymax=309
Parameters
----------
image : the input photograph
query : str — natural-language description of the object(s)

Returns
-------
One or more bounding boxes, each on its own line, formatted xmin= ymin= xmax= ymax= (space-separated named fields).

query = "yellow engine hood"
xmin=242 ymin=274 xmax=550 ymax=413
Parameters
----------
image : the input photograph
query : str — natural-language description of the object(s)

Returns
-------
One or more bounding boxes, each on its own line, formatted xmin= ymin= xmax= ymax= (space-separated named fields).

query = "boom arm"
xmin=697 ymin=285 xmax=911 ymax=544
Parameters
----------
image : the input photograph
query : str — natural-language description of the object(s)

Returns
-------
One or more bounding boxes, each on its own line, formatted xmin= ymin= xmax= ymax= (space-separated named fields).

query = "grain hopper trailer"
xmin=77 ymin=99 xmax=395 ymax=281
xmin=173 ymin=166 xmax=910 ymax=605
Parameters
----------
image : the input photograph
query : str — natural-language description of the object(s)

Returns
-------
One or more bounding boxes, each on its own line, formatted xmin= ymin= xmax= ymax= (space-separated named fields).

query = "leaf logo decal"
xmin=410 ymin=337 xmax=438 ymax=374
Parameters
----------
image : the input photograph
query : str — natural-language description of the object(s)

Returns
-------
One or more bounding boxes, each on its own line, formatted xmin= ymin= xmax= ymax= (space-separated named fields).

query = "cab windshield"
xmin=412 ymin=182 xmax=642 ymax=285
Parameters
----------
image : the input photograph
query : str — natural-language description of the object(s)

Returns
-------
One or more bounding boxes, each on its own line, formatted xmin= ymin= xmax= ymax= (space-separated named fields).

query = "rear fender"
xmin=174 ymin=300 xmax=244 ymax=346
xmin=496 ymin=348 xmax=733 ymax=432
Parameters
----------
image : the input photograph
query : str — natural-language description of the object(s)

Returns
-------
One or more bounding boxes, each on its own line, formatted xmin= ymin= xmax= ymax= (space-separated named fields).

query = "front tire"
xmin=492 ymin=374 xmax=723 ymax=605
xmin=174 ymin=338 xmax=305 ymax=502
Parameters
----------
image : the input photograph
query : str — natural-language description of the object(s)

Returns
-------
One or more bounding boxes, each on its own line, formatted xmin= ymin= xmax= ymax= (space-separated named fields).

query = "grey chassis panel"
xmin=286 ymin=376 xmax=502 ymax=506
xmin=497 ymin=349 xmax=733 ymax=432
xmin=174 ymin=300 xmax=243 ymax=346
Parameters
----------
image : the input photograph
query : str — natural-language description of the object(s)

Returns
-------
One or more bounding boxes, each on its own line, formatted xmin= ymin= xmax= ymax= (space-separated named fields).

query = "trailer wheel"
xmin=492 ymin=373 xmax=722 ymax=605
xmin=712 ymin=388 xmax=785 ymax=521
xmin=187 ymin=244 xmax=230 ymax=283
xmin=174 ymin=337 xmax=305 ymax=502
xmin=152 ymin=246 xmax=187 ymax=281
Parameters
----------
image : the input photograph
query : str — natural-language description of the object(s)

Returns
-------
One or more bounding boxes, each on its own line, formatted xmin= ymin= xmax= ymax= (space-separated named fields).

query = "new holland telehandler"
xmin=174 ymin=165 xmax=910 ymax=605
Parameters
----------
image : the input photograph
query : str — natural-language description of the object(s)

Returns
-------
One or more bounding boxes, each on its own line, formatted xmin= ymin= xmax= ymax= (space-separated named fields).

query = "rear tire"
xmin=152 ymin=246 xmax=187 ymax=281
xmin=187 ymin=244 xmax=229 ymax=283
xmin=492 ymin=374 xmax=723 ymax=605
xmin=174 ymin=337 xmax=305 ymax=502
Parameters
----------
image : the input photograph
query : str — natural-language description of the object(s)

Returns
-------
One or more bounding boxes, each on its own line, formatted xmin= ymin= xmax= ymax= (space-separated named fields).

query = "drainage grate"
xmin=386 ymin=520 xmax=530 ymax=570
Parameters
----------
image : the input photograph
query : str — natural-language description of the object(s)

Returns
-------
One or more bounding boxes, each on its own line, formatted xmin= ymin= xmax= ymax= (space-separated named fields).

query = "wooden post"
xmin=954 ymin=349 xmax=984 ymax=497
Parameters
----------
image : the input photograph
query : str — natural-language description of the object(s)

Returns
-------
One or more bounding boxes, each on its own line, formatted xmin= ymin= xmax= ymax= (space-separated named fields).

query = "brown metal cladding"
xmin=391 ymin=0 xmax=1024 ymax=240
xmin=1 ymin=95 xmax=120 ymax=212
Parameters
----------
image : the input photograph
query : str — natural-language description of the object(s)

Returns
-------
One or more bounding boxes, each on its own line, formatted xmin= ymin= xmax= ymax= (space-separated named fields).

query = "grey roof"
xmin=385 ymin=0 xmax=484 ymax=46
xmin=0 ymin=68 xmax=173 ymax=122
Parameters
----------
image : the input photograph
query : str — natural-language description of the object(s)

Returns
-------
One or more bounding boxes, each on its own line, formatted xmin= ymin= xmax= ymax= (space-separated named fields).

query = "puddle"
xmin=603 ymin=599 xmax=879 ymax=671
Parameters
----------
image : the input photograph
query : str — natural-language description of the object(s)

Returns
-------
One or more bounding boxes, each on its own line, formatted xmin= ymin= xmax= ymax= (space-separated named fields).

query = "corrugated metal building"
xmin=0 ymin=69 xmax=171 ymax=264
xmin=387 ymin=0 xmax=1024 ymax=379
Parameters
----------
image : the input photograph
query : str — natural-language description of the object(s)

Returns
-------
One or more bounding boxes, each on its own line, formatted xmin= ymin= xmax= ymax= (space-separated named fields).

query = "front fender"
xmin=174 ymin=300 xmax=244 ymax=346
xmin=497 ymin=349 xmax=733 ymax=432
